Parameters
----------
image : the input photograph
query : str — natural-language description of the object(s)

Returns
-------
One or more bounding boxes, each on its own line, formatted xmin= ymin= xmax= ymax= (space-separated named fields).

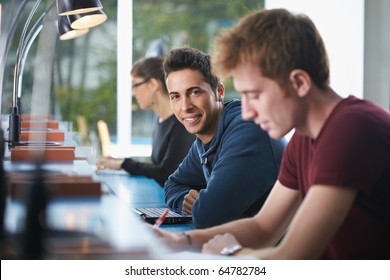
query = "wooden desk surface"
xmin=4 ymin=161 xmax=194 ymax=230
xmin=3 ymin=159 xmax=193 ymax=259
xmin=4 ymin=195 xmax=168 ymax=259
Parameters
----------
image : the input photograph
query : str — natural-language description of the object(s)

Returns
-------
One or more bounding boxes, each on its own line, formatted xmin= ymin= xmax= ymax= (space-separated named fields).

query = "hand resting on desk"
xmin=95 ymin=157 xmax=130 ymax=175
xmin=96 ymin=157 xmax=124 ymax=170
xmin=182 ymin=189 xmax=199 ymax=214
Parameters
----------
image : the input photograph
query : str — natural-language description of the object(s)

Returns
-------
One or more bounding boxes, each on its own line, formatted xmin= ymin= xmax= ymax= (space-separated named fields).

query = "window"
xmin=115 ymin=0 xmax=264 ymax=157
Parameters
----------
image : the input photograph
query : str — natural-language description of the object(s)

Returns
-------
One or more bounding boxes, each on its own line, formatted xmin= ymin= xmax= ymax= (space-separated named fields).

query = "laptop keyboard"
xmin=136 ymin=208 xmax=183 ymax=217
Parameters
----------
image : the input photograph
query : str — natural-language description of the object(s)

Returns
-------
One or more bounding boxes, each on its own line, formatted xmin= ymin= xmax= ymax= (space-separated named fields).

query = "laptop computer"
xmin=133 ymin=207 xmax=192 ymax=224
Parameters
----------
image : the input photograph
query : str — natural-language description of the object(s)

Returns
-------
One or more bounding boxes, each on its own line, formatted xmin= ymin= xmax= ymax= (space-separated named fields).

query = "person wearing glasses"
xmin=96 ymin=56 xmax=195 ymax=187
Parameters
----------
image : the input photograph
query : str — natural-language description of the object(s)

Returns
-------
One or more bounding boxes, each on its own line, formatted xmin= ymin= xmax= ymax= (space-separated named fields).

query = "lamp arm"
xmin=8 ymin=0 xmax=55 ymax=148
xmin=15 ymin=0 xmax=42 ymax=62
xmin=14 ymin=0 xmax=57 ymax=105
xmin=17 ymin=23 xmax=44 ymax=99
xmin=12 ymin=0 xmax=42 ymax=107
xmin=0 ymin=0 xmax=29 ymax=116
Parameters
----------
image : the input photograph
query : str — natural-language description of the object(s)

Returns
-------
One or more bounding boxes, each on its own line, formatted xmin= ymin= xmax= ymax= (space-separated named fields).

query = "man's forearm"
xmin=187 ymin=217 xmax=273 ymax=250
xmin=164 ymin=184 xmax=188 ymax=209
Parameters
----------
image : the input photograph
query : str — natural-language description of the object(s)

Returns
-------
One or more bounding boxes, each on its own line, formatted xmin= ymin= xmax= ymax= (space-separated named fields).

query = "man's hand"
xmin=182 ymin=189 xmax=199 ymax=214
xmin=202 ymin=233 xmax=242 ymax=255
xmin=151 ymin=226 xmax=190 ymax=251
xmin=96 ymin=157 xmax=124 ymax=170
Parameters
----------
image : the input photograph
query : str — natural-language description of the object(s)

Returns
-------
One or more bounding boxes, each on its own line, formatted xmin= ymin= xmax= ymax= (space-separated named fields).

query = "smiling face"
xmin=166 ymin=68 xmax=224 ymax=143
xmin=232 ymin=63 xmax=303 ymax=139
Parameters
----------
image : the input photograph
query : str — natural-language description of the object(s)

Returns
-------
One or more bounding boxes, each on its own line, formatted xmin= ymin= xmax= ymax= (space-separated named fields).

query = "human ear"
xmin=148 ymin=78 xmax=160 ymax=92
xmin=216 ymin=83 xmax=225 ymax=102
xmin=289 ymin=69 xmax=311 ymax=98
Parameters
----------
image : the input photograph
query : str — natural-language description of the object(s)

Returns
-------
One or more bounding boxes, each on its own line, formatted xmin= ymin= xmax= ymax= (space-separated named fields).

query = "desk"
xmin=1 ymin=118 xmax=193 ymax=259
xmin=96 ymin=172 xmax=195 ymax=232
xmin=3 ymin=159 xmax=193 ymax=259
xmin=4 ymin=195 xmax=170 ymax=259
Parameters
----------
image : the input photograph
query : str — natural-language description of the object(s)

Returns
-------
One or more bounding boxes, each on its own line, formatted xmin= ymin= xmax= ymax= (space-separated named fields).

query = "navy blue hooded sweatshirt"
xmin=164 ymin=99 xmax=286 ymax=228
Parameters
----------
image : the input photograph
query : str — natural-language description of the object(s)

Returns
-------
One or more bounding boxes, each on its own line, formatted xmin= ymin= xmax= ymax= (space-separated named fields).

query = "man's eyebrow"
xmin=185 ymin=86 xmax=202 ymax=93
xmin=240 ymin=89 xmax=259 ymax=94
xmin=169 ymin=86 xmax=202 ymax=95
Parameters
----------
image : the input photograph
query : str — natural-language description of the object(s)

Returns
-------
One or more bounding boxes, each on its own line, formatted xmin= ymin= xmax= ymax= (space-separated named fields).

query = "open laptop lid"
xmin=133 ymin=207 xmax=192 ymax=224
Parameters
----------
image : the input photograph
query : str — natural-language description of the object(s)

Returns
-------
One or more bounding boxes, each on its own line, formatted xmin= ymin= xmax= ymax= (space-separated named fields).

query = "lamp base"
xmin=8 ymin=108 xmax=21 ymax=149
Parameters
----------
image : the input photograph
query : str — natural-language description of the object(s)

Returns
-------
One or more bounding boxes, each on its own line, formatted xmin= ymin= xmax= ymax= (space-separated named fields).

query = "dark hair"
xmin=212 ymin=8 xmax=330 ymax=90
xmin=163 ymin=47 xmax=220 ymax=92
xmin=131 ymin=56 xmax=168 ymax=92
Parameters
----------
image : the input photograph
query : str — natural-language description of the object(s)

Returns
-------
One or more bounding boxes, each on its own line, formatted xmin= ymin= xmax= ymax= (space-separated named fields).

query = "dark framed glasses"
xmin=132 ymin=78 xmax=150 ymax=89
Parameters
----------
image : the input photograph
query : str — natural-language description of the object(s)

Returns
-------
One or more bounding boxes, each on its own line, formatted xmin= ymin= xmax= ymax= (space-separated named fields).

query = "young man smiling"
xmin=162 ymin=47 xmax=286 ymax=229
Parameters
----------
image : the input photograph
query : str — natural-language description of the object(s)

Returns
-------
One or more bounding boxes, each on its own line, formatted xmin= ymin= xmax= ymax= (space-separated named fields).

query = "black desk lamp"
xmin=7 ymin=0 xmax=106 ymax=149
xmin=2 ymin=1 xmax=107 ymax=258
xmin=68 ymin=9 xmax=107 ymax=30
xmin=57 ymin=0 xmax=103 ymax=16
xmin=7 ymin=0 xmax=43 ymax=148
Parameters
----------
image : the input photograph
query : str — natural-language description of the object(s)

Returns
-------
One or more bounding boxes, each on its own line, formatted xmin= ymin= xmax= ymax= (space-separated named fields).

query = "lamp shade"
xmin=69 ymin=9 xmax=107 ymax=29
xmin=56 ymin=0 xmax=103 ymax=16
xmin=57 ymin=16 xmax=89 ymax=40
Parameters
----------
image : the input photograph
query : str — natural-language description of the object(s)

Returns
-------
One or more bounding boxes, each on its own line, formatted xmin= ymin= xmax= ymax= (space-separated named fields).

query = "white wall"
xmin=364 ymin=0 xmax=390 ymax=110
xmin=117 ymin=0 xmax=133 ymax=148
xmin=265 ymin=0 xmax=365 ymax=99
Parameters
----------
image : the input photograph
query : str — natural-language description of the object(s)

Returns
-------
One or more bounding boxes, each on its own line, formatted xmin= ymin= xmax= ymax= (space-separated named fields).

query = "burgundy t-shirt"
xmin=278 ymin=96 xmax=390 ymax=259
